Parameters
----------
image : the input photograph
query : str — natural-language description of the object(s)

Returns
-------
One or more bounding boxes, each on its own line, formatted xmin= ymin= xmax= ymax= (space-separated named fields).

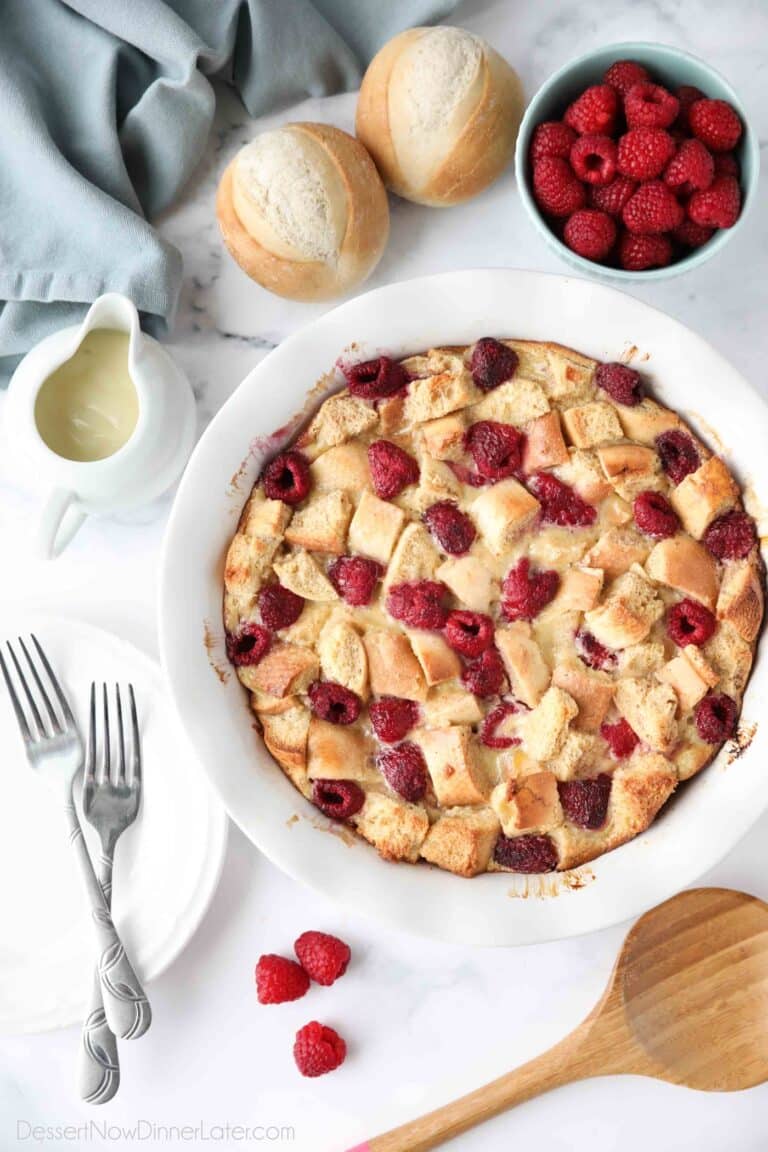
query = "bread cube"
xmin=657 ymin=654 xmax=709 ymax=711
xmin=309 ymin=443 xmax=372 ymax=494
xmin=549 ymin=566 xmax=604 ymax=614
xmin=545 ymin=344 xmax=597 ymax=403
xmin=670 ymin=456 xmax=739 ymax=539
xmin=491 ymin=772 xmax=562 ymax=836
xmin=618 ymin=641 xmax=665 ymax=677
xmin=645 ymin=536 xmax=718 ymax=610
xmin=416 ymin=725 xmax=490 ymax=807
xmin=273 ymin=550 xmax=338 ymax=602
xmin=241 ymin=491 xmax=292 ymax=538
xmin=469 ymin=377 xmax=549 ymax=426
xmin=561 ymin=401 xmax=623 ymax=449
xmin=353 ymin=791 xmax=429 ymax=862
xmin=615 ymin=399 xmax=683 ymax=445
xmin=522 ymin=411 xmax=569 ymax=473
xmin=298 ymin=391 xmax=378 ymax=459
xmin=600 ymin=493 xmax=634 ymax=527
xmin=436 ymin=555 xmax=497 ymax=613
xmin=471 ymin=479 xmax=540 ymax=556
xmin=307 ymin=718 xmax=372 ymax=781
xmin=410 ymin=458 xmax=462 ymax=510
xmin=552 ymin=661 xmax=615 ymax=732
xmin=419 ymin=807 xmax=500 ymax=877
xmin=281 ymin=601 xmax=332 ymax=647
xmin=717 ymin=559 xmax=763 ymax=643
xmin=672 ymin=739 xmax=713 ymax=781
xmin=704 ymin=622 xmax=753 ymax=698
xmin=614 ymin=677 xmax=678 ymax=752
xmin=584 ymin=570 xmax=664 ymax=649
xmin=586 ymin=528 xmax=650 ymax=579
xmin=376 ymin=393 xmax=407 ymax=435
xmin=247 ymin=643 xmax=319 ymax=698
xmin=554 ymin=449 xmax=612 ymax=503
xmin=260 ymin=704 xmax=311 ymax=794
xmin=522 ymin=686 xmax=578 ymax=761
xmin=418 ymin=412 xmax=467 ymax=461
xmin=247 ymin=686 xmax=298 ymax=715
xmin=597 ymin=443 xmax=661 ymax=501
xmin=408 ymin=630 xmax=461 ymax=686
xmin=347 ymin=490 xmax=405 ymax=566
xmin=404 ymin=363 xmax=480 ymax=425
xmin=284 ymin=490 xmax=352 ymax=554
xmin=223 ymin=532 xmax=282 ymax=630
xmin=495 ymin=623 xmax=551 ymax=708
xmin=383 ymin=523 xmax=440 ymax=589
xmin=421 ymin=686 xmax=483 ymax=727
xmin=318 ymin=615 xmax=368 ymax=698
xmin=609 ymin=753 xmax=677 ymax=839
xmin=363 ymin=630 xmax=428 ymax=701
xmin=546 ymin=731 xmax=601 ymax=781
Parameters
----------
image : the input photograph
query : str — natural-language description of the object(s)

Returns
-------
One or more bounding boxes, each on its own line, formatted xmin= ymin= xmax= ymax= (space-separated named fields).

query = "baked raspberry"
xmin=656 ymin=429 xmax=700 ymax=485
xmin=255 ymin=954 xmax=310 ymax=1004
xmin=377 ymin=742 xmax=428 ymax=802
xmin=311 ymin=778 xmax=365 ymax=821
xmin=532 ymin=156 xmax=587 ymax=217
xmin=664 ymin=138 xmax=715 ymax=197
xmin=479 ymin=702 xmax=522 ymax=749
xmin=226 ymin=622 xmax=271 ymax=667
xmin=367 ymin=440 xmax=419 ymax=499
xmin=625 ymin=82 xmax=680 ymax=129
xmin=308 ymin=681 xmax=362 ymax=725
xmin=558 ymin=775 xmax=612 ymax=829
xmin=529 ymin=120 xmax=577 ymax=164
xmin=713 ymin=152 xmax=739 ymax=178
xmin=622 ymin=180 xmax=684 ymax=234
xmin=672 ymin=219 xmax=715 ymax=248
xmin=262 ymin=450 xmax=311 ymax=505
xmin=328 ymin=555 xmax=382 ymax=606
xmin=258 ymin=583 xmax=304 ymax=630
xmin=576 ymin=629 xmax=617 ymax=671
xmin=563 ymin=209 xmax=617 ymax=261
xmin=528 ymin=471 xmax=597 ymax=526
xmin=703 ymin=509 xmax=757 ymax=560
xmin=604 ymin=59 xmax=649 ymax=96
xmin=570 ymin=135 xmax=617 ymax=186
xmin=675 ymin=84 xmax=705 ymax=131
xmin=695 ymin=692 xmax=738 ymax=744
xmin=633 ymin=490 xmax=680 ymax=538
xmin=564 ymin=84 xmax=619 ymax=135
xmin=600 ymin=717 xmax=639 ymax=759
xmin=617 ymin=128 xmax=676 ymax=180
xmin=444 ymin=610 xmax=494 ymax=658
xmin=618 ymin=230 xmax=673 ymax=271
xmin=689 ymin=98 xmax=743 ymax=152
xmin=448 ymin=460 xmax=487 ymax=489
xmin=343 ymin=355 xmax=409 ymax=400
xmin=465 ymin=421 xmax=525 ymax=480
xmin=666 ymin=598 xmax=717 ymax=647
xmin=469 ymin=337 xmax=519 ymax=391
xmin=386 ymin=581 xmax=449 ymax=630
xmin=687 ymin=175 xmax=741 ymax=229
xmin=423 ymin=500 xmax=476 ymax=555
xmin=369 ymin=697 xmax=420 ymax=743
xmin=461 ymin=647 xmax=505 ymax=698
xmin=595 ymin=361 xmax=644 ymax=406
xmin=294 ymin=931 xmax=351 ymax=986
xmin=501 ymin=558 xmax=559 ymax=621
xmin=589 ymin=176 xmax=637 ymax=217
xmin=493 ymin=833 xmax=558 ymax=873
xmin=293 ymin=1021 xmax=346 ymax=1078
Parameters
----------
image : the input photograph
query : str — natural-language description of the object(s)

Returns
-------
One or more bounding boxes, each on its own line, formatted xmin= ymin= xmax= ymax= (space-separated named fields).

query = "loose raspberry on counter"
xmin=664 ymin=138 xmax=715 ymax=196
xmin=226 ymin=622 xmax=272 ymax=667
xmin=675 ymin=84 xmax=705 ymax=131
xmin=259 ymin=583 xmax=304 ymax=630
xmin=295 ymin=931 xmax=351 ymax=986
xmin=617 ymin=128 xmax=676 ymax=180
xmin=666 ymin=599 xmax=717 ymax=648
xmin=570 ymin=134 xmax=617 ymax=185
xmin=656 ymin=429 xmax=700 ymax=484
xmin=558 ymin=775 xmax=612 ymax=829
xmin=672 ymin=219 xmax=715 ymax=249
xmin=622 ymin=179 xmax=684 ymax=234
xmin=604 ymin=59 xmax=649 ymax=96
xmin=423 ymin=500 xmax=476 ymax=555
xmin=633 ymin=490 xmax=680 ymax=538
xmin=688 ymin=98 xmax=743 ymax=152
xmin=369 ymin=696 xmax=420 ymax=744
xmin=465 ymin=420 xmax=525 ymax=481
xmin=564 ymin=84 xmax=619 ymax=135
xmin=528 ymin=471 xmax=597 ymax=526
xmin=493 ymin=832 xmax=558 ymax=873
xmin=695 ymin=692 xmax=738 ymax=743
xmin=262 ymin=450 xmax=311 ymax=505
xmin=308 ymin=681 xmax=362 ymax=725
xmin=589 ymin=175 xmax=637 ymax=217
xmin=703 ymin=509 xmax=757 ymax=560
xmin=367 ymin=440 xmax=419 ymax=500
xmin=461 ymin=647 xmax=506 ymax=698
xmin=564 ymin=209 xmax=617 ymax=261
xmin=501 ymin=557 xmax=559 ymax=621
xmin=529 ymin=120 xmax=577 ymax=164
xmin=311 ymin=779 xmax=365 ymax=821
xmin=532 ymin=156 xmax=587 ymax=217
xmin=256 ymin=954 xmax=310 ymax=1005
xmin=595 ymin=361 xmax=644 ymax=406
xmin=600 ymin=717 xmax=640 ymax=758
xmin=624 ymin=82 xmax=680 ymax=130
xmin=377 ymin=742 xmax=428 ymax=802
xmin=576 ymin=629 xmax=617 ymax=672
xmin=687 ymin=175 xmax=741 ymax=229
xmin=444 ymin=610 xmax=495 ymax=658
xmin=479 ymin=702 xmax=522 ymax=749
xmin=386 ymin=580 xmax=450 ymax=630
xmin=343 ymin=356 xmax=409 ymax=400
xmin=293 ymin=1022 xmax=347 ymax=1078
xmin=618 ymin=230 xmax=673 ymax=271
xmin=328 ymin=555 xmax=383 ymax=606
xmin=469 ymin=337 xmax=519 ymax=391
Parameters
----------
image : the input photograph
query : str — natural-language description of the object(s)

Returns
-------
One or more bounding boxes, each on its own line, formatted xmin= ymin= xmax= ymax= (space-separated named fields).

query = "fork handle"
xmin=78 ymin=850 xmax=120 ymax=1104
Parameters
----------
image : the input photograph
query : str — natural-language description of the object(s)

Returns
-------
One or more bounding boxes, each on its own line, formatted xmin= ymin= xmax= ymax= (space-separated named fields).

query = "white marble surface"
xmin=2 ymin=1 xmax=768 ymax=1149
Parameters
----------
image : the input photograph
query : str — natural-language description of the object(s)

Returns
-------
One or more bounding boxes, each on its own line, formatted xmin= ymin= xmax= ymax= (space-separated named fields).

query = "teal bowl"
xmin=514 ymin=42 xmax=759 ymax=281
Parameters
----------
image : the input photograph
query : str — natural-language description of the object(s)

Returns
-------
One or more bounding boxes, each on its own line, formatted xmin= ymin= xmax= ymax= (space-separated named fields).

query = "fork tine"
xmin=19 ymin=637 xmax=63 ymax=736
xmin=0 ymin=648 xmax=33 ymax=744
xmin=115 ymin=683 xmax=126 ymax=784
xmin=102 ymin=683 xmax=111 ymax=784
xmin=29 ymin=635 xmax=76 ymax=730
xmin=84 ymin=682 xmax=96 ymax=786
xmin=129 ymin=684 xmax=141 ymax=788
xmin=6 ymin=642 xmax=45 ymax=738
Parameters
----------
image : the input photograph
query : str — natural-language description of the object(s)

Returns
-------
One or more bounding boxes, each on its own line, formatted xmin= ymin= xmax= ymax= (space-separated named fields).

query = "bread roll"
xmin=216 ymin=123 xmax=389 ymax=301
xmin=356 ymin=26 xmax=524 ymax=207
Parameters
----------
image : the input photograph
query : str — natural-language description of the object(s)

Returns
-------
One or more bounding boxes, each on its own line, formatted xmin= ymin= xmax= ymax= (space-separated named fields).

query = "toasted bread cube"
xmin=615 ymin=399 xmax=683 ymax=445
xmin=416 ymin=726 xmax=490 ymax=807
xmin=273 ymin=550 xmax=338 ymax=602
xmin=353 ymin=791 xmax=429 ymax=862
xmin=260 ymin=704 xmax=311 ymax=794
xmin=248 ymin=643 xmax=318 ymax=697
xmin=601 ymin=493 xmax=634 ymax=527
xmin=495 ymin=623 xmax=551 ymax=708
xmin=552 ymin=662 xmax=614 ymax=732
xmin=363 ymin=630 xmax=428 ymax=701
xmin=309 ymin=443 xmax=372 ymax=494
xmin=682 ymin=644 xmax=719 ymax=689
xmin=618 ymin=641 xmax=665 ymax=677
xmin=505 ymin=339 xmax=550 ymax=383
xmin=241 ymin=491 xmax=292 ymax=538
xmin=561 ymin=401 xmax=623 ymax=449
xmin=307 ymin=718 xmax=372 ymax=781
xmin=704 ymin=623 xmax=753 ymax=698
xmin=545 ymin=345 xmax=597 ymax=403
xmin=408 ymin=631 xmax=461 ymax=686
xmin=491 ymin=772 xmax=562 ymax=835
xmin=645 ymin=536 xmax=718 ymax=610
xmin=672 ymin=739 xmax=713 ymax=781
xmin=522 ymin=686 xmax=578 ymax=762
xmin=554 ymin=449 xmax=612 ymax=503
xmin=284 ymin=490 xmax=352 ymax=554
xmin=522 ymin=411 xmax=569 ymax=473
xmin=383 ymin=522 xmax=440 ymax=590
xmin=318 ymin=616 xmax=368 ymax=698
xmin=223 ymin=532 xmax=282 ymax=630
xmin=347 ymin=490 xmax=405 ymax=565
xmin=586 ymin=528 xmax=650 ymax=579
xmin=717 ymin=559 xmax=764 ymax=643
xmin=408 ymin=458 xmax=462 ymax=511
xmin=281 ymin=601 xmax=332 ymax=648
xmin=247 ymin=687 xmax=298 ymax=715
xmin=421 ymin=686 xmax=484 ymax=727
xmin=418 ymin=412 xmax=467 ymax=461
xmin=547 ymin=730 xmax=601 ymax=781
xmin=436 ymin=555 xmax=497 ymax=613
xmin=549 ymin=566 xmax=604 ymax=614
xmin=471 ymin=479 xmax=540 ymax=556
xmin=404 ymin=362 xmax=480 ymax=425
xmin=656 ymin=655 xmax=709 ymax=711
xmin=298 ymin=391 xmax=378 ymax=459
xmin=609 ymin=753 xmax=677 ymax=839
xmin=670 ymin=456 xmax=739 ymax=538
xmin=585 ymin=570 xmax=664 ymax=649
xmin=419 ymin=807 xmax=500 ymax=877
xmin=469 ymin=377 xmax=549 ymax=426
xmin=376 ymin=393 xmax=407 ymax=435
xmin=615 ymin=677 xmax=678 ymax=752
xmin=597 ymin=443 xmax=661 ymax=501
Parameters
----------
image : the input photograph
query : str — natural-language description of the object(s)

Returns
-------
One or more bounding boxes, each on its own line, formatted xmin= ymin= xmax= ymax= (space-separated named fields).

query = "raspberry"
xmin=443 ymin=610 xmax=494 ymax=658
xmin=311 ymin=779 xmax=365 ymax=821
xmin=617 ymin=128 xmax=676 ymax=180
xmin=589 ymin=176 xmax=637 ymax=217
xmin=604 ymin=59 xmax=650 ymax=96
xmin=469 ymin=337 xmax=519 ymax=391
xmin=625 ymin=82 xmax=680 ymax=129
xmin=656 ymin=429 xmax=700 ymax=485
xmin=308 ymin=681 xmax=362 ymax=725
xmin=493 ymin=833 xmax=558 ymax=873
xmin=293 ymin=1021 xmax=346 ymax=1078
xmin=377 ymin=742 xmax=428 ymax=801
xmin=479 ymin=702 xmax=522 ymax=749
xmin=675 ymin=85 xmax=705 ymax=131
xmin=618 ymin=230 xmax=673 ymax=271
xmin=501 ymin=558 xmax=559 ymax=621
xmin=576 ymin=629 xmax=617 ymax=672
xmin=343 ymin=356 xmax=409 ymax=399
xmin=423 ymin=500 xmax=476 ymax=555
xmin=461 ymin=647 xmax=505 ymax=698
xmin=386 ymin=581 xmax=449 ymax=630
xmin=664 ymin=138 xmax=714 ymax=197
xmin=226 ymin=622 xmax=271 ymax=667
xmin=255 ymin=954 xmax=309 ymax=1005
xmin=465 ymin=421 xmax=525 ymax=481
xmin=528 ymin=471 xmax=597 ymax=526
xmin=558 ymin=775 xmax=612 ymax=829
xmin=564 ymin=85 xmax=619 ymax=135
xmin=563 ymin=209 xmax=617 ymax=261
xmin=294 ymin=931 xmax=351 ymax=986
xmin=622 ymin=180 xmax=684 ymax=234
xmin=687 ymin=175 xmax=741 ymax=229
xmin=695 ymin=692 xmax=738 ymax=744
xmin=367 ymin=440 xmax=419 ymax=500
xmin=713 ymin=152 xmax=739 ymax=178
xmin=672 ymin=219 xmax=715 ymax=248
xmin=532 ymin=156 xmax=587 ymax=217
xmin=595 ymin=361 xmax=644 ymax=405
xmin=689 ymin=99 xmax=742 ymax=152
xmin=258 ymin=584 xmax=304 ymax=630
xmin=328 ymin=555 xmax=382 ymax=606
xmin=633 ymin=490 xmax=680 ymax=538
xmin=369 ymin=697 xmax=420 ymax=743
xmin=570 ymin=134 xmax=617 ymax=186
xmin=448 ymin=460 xmax=487 ymax=489
xmin=600 ymin=717 xmax=639 ymax=759
xmin=529 ymin=120 xmax=577 ymax=164
xmin=703 ymin=509 xmax=757 ymax=560
xmin=666 ymin=598 xmax=717 ymax=647
xmin=262 ymin=450 xmax=311 ymax=505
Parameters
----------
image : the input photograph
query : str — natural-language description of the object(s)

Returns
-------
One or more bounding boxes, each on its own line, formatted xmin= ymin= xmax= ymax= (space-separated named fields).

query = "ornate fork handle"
xmin=78 ymin=848 xmax=119 ymax=1103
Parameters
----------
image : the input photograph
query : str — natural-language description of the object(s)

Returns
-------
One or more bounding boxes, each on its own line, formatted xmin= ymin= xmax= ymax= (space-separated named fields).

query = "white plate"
xmin=159 ymin=270 xmax=768 ymax=947
xmin=0 ymin=613 xmax=227 ymax=1031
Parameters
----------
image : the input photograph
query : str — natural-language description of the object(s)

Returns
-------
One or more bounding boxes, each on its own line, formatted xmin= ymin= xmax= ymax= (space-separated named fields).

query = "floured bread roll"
xmin=356 ymin=26 xmax=524 ymax=207
xmin=216 ymin=123 xmax=389 ymax=301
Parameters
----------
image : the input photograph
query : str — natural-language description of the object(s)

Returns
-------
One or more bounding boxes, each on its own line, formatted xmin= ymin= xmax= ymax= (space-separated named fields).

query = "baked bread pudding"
xmin=223 ymin=338 xmax=763 ymax=877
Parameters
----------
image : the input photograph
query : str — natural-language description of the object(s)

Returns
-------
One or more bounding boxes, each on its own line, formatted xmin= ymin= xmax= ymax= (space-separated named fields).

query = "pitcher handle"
xmin=37 ymin=488 xmax=88 ymax=560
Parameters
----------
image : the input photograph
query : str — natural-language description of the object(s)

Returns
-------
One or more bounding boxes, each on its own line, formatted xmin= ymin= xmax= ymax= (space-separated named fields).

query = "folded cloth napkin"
xmin=0 ymin=0 xmax=458 ymax=384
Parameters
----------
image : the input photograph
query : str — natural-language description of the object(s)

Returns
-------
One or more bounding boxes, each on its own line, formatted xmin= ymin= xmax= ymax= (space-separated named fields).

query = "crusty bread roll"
xmin=216 ymin=122 xmax=389 ymax=301
xmin=356 ymin=26 xmax=524 ymax=207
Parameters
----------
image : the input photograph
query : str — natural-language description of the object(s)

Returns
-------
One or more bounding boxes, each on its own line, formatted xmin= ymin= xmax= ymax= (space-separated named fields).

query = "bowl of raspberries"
xmin=515 ymin=42 xmax=758 ymax=277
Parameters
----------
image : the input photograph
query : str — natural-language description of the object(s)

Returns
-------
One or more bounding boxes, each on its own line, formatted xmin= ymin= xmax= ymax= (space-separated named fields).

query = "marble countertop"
xmin=1 ymin=1 xmax=767 ymax=1149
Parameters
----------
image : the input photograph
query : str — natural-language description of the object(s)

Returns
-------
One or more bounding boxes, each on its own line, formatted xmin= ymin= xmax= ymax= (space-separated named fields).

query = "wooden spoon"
xmin=348 ymin=887 xmax=768 ymax=1152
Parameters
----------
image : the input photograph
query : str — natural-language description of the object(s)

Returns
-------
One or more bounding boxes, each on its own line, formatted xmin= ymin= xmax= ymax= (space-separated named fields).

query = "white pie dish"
xmin=159 ymin=269 xmax=768 ymax=946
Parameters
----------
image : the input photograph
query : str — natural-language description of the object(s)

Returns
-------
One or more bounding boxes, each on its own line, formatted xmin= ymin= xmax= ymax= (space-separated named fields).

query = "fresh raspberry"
xmin=501 ymin=558 xmax=559 ymax=621
xmin=558 ymin=775 xmax=612 ymax=829
xmin=377 ymin=742 xmax=428 ymax=802
xmin=666 ymin=598 xmax=717 ymax=647
xmin=369 ymin=697 xmax=420 ymax=744
xmin=255 ymin=954 xmax=309 ymax=1005
xmin=695 ymin=692 xmax=738 ymax=744
xmin=633 ymin=490 xmax=680 ymax=538
xmin=461 ymin=647 xmax=505 ymax=698
xmin=622 ymin=180 xmax=684 ymax=234
xmin=311 ymin=779 xmax=365 ymax=821
xmin=604 ymin=59 xmax=650 ymax=96
xmin=528 ymin=471 xmax=597 ymax=526
xmin=479 ymin=702 xmax=522 ymax=749
xmin=262 ymin=450 xmax=311 ymax=505
xmin=343 ymin=356 xmax=409 ymax=400
xmin=563 ymin=209 xmax=617 ymax=261
xmin=703 ymin=509 xmax=757 ymax=560
xmin=423 ymin=500 xmax=476 ymax=555
xmin=386 ymin=581 xmax=449 ymax=630
xmin=713 ymin=151 xmax=739 ymax=178
xmin=656 ymin=429 xmax=700 ymax=485
xmin=618 ymin=230 xmax=673 ymax=270
xmin=469 ymin=337 xmax=519 ymax=391
xmin=600 ymin=717 xmax=639 ymax=758
xmin=575 ymin=629 xmax=617 ymax=671
xmin=465 ymin=421 xmax=525 ymax=481
xmin=532 ymin=157 xmax=587 ymax=218
xmin=328 ymin=555 xmax=382 ymax=606
xmin=664 ymin=138 xmax=715 ymax=197
xmin=570 ymin=134 xmax=617 ymax=186
xmin=689 ymin=99 xmax=743 ymax=152
xmin=687 ymin=175 xmax=741 ymax=229
xmin=493 ymin=833 xmax=558 ymax=873
xmin=529 ymin=120 xmax=577 ymax=164
xmin=625 ymin=82 xmax=680 ymax=129
xmin=589 ymin=176 xmax=637 ymax=217
xmin=595 ymin=361 xmax=644 ymax=405
xmin=258 ymin=584 xmax=304 ymax=630
xmin=564 ymin=84 xmax=619 ymax=135
xmin=367 ymin=440 xmax=419 ymax=500
xmin=672 ymin=219 xmax=715 ymax=248
xmin=617 ymin=128 xmax=676 ymax=180
xmin=293 ymin=1022 xmax=346 ymax=1078
xmin=226 ymin=622 xmax=271 ymax=667
xmin=675 ymin=85 xmax=705 ymax=131
xmin=308 ymin=681 xmax=362 ymax=725
xmin=294 ymin=931 xmax=351 ymax=986
xmin=443 ymin=610 xmax=494 ymax=658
